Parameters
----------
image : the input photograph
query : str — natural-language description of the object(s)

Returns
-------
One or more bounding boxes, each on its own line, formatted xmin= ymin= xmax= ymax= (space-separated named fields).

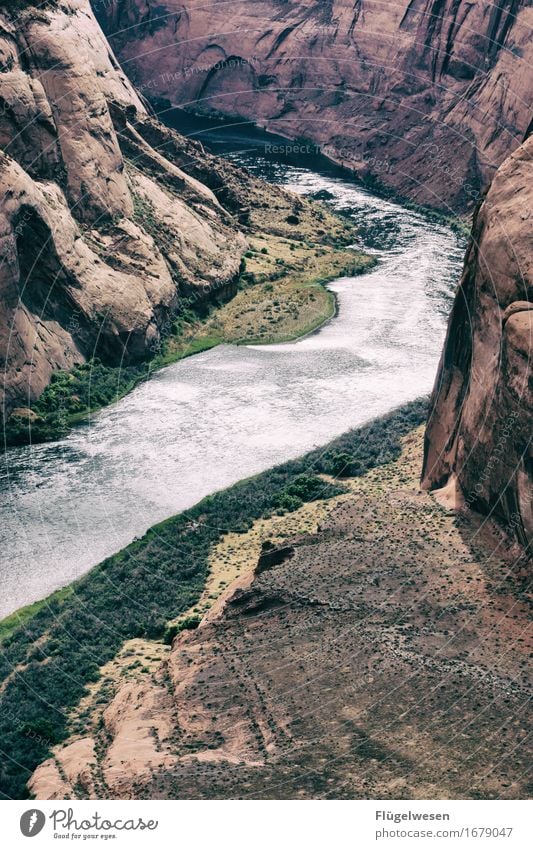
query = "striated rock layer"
xmin=1 ymin=0 xmax=347 ymax=423
xmin=94 ymin=0 xmax=533 ymax=210
xmin=422 ymin=135 xmax=533 ymax=549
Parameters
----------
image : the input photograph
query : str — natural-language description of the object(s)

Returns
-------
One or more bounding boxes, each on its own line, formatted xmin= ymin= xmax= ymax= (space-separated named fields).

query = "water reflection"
xmin=0 ymin=156 xmax=464 ymax=616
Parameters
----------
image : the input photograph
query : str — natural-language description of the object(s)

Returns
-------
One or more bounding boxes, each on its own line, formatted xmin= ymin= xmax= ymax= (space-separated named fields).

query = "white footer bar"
xmin=3 ymin=799 xmax=531 ymax=848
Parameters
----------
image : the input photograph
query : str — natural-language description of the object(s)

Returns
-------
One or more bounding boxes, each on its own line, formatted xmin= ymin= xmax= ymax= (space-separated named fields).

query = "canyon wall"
xmin=94 ymin=0 xmax=533 ymax=211
xmin=0 ymin=0 xmax=246 ymax=421
xmin=93 ymin=0 xmax=533 ymax=543
xmin=2 ymin=1 xmax=530 ymax=533
xmin=1 ymin=0 xmax=349 ymax=425
xmin=422 ymin=134 xmax=533 ymax=549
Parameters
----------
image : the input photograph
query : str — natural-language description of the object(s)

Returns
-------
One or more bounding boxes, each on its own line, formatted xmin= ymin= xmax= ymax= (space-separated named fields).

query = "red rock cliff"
xmin=422 ymin=134 xmax=532 ymax=549
xmin=0 ymin=0 xmax=250 ymax=421
xmin=94 ymin=0 xmax=533 ymax=210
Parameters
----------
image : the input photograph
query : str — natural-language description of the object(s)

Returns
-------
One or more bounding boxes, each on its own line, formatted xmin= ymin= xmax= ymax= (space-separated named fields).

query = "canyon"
xmin=0 ymin=0 xmax=355 ymax=428
xmin=95 ymin=0 xmax=533 ymax=210
xmin=0 ymin=0 xmax=531 ymax=802
xmin=1 ymin=0 xmax=531 ymax=545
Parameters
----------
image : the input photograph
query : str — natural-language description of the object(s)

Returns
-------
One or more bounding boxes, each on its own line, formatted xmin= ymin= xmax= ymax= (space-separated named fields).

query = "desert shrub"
xmin=0 ymin=398 xmax=428 ymax=798
xmin=330 ymin=453 xmax=363 ymax=477
xmin=163 ymin=615 xmax=201 ymax=645
xmin=4 ymin=359 xmax=151 ymax=446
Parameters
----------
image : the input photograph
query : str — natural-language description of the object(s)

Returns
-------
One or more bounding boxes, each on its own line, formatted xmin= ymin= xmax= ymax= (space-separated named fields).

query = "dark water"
xmin=0 ymin=126 xmax=465 ymax=616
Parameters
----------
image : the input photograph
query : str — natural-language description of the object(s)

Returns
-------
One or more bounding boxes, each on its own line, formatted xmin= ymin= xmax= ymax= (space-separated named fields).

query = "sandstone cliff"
xmin=0 ymin=0 xmax=247 ymax=422
xmin=95 ymin=0 xmax=533 ymax=210
xmin=422 ymin=134 xmax=533 ymax=550
xmin=2 ymin=0 xmax=351 ymax=426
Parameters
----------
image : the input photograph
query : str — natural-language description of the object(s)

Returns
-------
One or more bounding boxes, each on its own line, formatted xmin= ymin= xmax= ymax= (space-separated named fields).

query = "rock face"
xmin=422 ymin=135 xmax=533 ymax=549
xmin=94 ymin=0 xmax=533 ymax=210
xmin=0 ymin=0 xmax=247 ymax=421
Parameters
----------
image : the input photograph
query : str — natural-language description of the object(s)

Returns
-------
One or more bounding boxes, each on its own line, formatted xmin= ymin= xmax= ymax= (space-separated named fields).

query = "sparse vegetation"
xmin=4 ymin=216 xmax=374 ymax=448
xmin=164 ymin=233 xmax=375 ymax=354
xmin=0 ymin=400 xmax=428 ymax=798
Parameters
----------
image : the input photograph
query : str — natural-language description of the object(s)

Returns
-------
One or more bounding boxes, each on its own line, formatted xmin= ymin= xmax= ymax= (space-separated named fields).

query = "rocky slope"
xmin=0 ymin=0 xmax=354 ymax=428
xmin=0 ymin=0 xmax=243 ymax=423
xmin=95 ymin=0 xmax=533 ymax=210
xmin=422 ymin=134 xmax=533 ymax=550
xmin=31 ymin=428 xmax=531 ymax=799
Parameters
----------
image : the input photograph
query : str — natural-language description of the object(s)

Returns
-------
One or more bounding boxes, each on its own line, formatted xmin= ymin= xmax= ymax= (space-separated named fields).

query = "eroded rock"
xmin=96 ymin=0 xmax=533 ymax=210
xmin=422 ymin=136 xmax=533 ymax=548
xmin=0 ymin=0 xmax=247 ymax=422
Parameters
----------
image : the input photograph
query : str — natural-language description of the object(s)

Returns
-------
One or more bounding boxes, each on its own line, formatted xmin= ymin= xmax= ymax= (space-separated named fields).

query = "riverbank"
xmin=4 ymin=200 xmax=371 ymax=448
xmin=162 ymin=233 xmax=374 ymax=358
xmin=0 ymin=163 xmax=464 ymax=621
xmin=0 ymin=400 xmax=427 ymax=798
xmin=161 ymin=109 xmax=474 ymax=237
xmin=28 ymin=406 xmax=531 ymax=800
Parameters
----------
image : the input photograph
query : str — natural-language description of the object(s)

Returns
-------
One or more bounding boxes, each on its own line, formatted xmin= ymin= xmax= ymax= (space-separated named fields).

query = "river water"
xmin=0 ymin=137 xmax=465 ymax=617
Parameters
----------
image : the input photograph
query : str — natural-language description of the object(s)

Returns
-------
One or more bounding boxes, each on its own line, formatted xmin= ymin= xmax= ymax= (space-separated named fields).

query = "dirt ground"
xmin=31 ymin=428 xmax=532 ymax=800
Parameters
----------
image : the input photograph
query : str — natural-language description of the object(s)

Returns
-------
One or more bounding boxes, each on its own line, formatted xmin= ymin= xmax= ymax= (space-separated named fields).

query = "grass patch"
xmin=0 ymin=587 xmax=72 ymax=645
xmin=165 ymin=235 xmax=375 ymax=356
xmin=4 ymin=238 xmax=374 ymax=447
xmin=0 ymin=399 xmax=427 ymax=798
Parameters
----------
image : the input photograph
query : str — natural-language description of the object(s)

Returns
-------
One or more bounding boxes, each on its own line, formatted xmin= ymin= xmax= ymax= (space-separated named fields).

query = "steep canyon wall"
xmin=95 ymin=0 xmax=533 ymax=211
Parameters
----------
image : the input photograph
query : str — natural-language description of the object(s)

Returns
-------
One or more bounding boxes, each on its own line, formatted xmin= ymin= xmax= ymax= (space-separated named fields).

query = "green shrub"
xmin=0 ymin=399 xmax=428 ymax=798
xmin=4 ymin=359 xmax=152 ymax=446
xmin=163 ymin=615 xmax=202 ymax=645
xmin=330 ymin=453 xmax=363 ymax=478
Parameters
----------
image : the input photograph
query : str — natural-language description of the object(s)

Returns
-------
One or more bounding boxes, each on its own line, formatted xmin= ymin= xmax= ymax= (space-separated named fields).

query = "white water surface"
xmin=0 ymin=162 xmax=464 ymax=616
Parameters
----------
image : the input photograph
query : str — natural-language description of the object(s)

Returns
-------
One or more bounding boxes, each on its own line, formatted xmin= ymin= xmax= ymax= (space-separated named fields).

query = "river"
xmin=0 ymin=125 xmax=465 ymax=617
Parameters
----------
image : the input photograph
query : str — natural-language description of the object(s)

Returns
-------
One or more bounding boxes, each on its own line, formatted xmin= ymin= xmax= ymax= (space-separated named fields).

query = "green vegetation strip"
xmin=2 ymin=256 xmax=357 ymax=448
xmin=0 ymin=399 xmax=427 ymax=798
xmin=0 ymin=588 xmax=73 ymax=646
xmin=4 ymin=303 xmax=216 ymax=446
